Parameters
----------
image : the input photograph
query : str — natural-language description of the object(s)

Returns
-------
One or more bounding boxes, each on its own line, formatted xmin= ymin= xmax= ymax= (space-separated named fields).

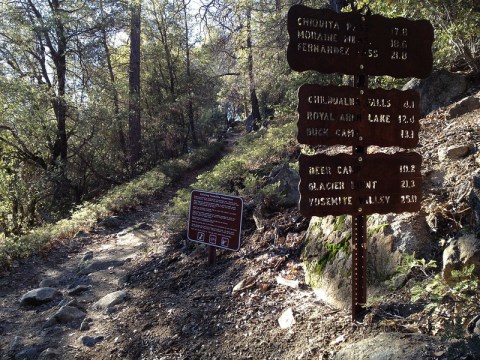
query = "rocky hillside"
xmin=0 ymin=70 xmax=479 ymax=359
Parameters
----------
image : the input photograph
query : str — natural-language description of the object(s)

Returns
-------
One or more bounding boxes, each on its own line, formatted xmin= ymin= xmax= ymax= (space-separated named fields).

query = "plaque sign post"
xmin=188 ymin=190 xmax=243 ymax=265
xmin=287 ymin=4 xmax=433 ymax=320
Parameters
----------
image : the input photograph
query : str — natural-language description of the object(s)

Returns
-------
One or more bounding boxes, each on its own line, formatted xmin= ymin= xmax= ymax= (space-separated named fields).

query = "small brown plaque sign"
xmin=299 ymin=152 xmax=422 ymax=216
xmin=188 ymin=190 xmax=243 ymax=251
xmin=297 ymin=84 xmax=420 ymax=148
xmin=287 ymin=5 xmax=434 ymax=78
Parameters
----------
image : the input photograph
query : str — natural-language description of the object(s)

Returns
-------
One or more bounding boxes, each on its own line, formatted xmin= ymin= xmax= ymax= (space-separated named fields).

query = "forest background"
xmin=0 ymin=0 xmax=478 ymax=242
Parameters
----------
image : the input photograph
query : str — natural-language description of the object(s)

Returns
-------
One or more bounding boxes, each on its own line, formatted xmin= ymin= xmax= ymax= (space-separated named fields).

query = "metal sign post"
xmin=352 ymin=74 xmax=367 ymax=319
xmin=288 ymin=4 xmax=433 ymax=320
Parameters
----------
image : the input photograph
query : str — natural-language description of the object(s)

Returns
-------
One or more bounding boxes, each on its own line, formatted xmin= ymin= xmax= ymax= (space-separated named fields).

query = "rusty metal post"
xmin=208 ymin=246 xmax=217 ymax=266
xmin=352 ymin=74 xmax=368 ymax=320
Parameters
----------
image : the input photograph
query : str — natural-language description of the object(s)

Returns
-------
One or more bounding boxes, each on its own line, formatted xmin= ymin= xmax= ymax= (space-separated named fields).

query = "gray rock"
xmin=266 ymin=163 xmax=300 ymax=208
xmin=93 ymin=290 xmax=127 ymax=311
xmin=303 ymin=213 xmax=431 ymax=310
xmin=438 ymin=145 xmax=471 ymax=161
xmin=38 ymin=348 xmax=61 ymax=360
xmin=78 ymin=259 xmax=125 ymax=275
xmin=81 ymin=251 xmax=94 ymax=262
xmin=402 ymin=70 xmax=467 ymax=116
xmin=443 ymin=234 xmax=480 ymax=283
xmin=14 ymin=346 xmax=40 ymax=360
xmin=51 ymin=305 xmax=86 ymax=324
xmin=39 ymin=279 xmax=56 ymax=288
xmin=447 ymin=95 xmax=480 ymax=119
xmin=81 ymin=335 xmax=104 ymax=347
xmin=67 ymin=285 xmax=90 ymax=296
xmin=20 ymin=288 xmax=61 ymax=306
xmin=80 ymin=317 xmax=92 ymax=331
xmin=8 ymin=336 xmax=23 ymax=357
xmin=333 ymin=332 xmax=462 ymax=360
xmin=389 ymin=213 xmax=432 ymax=257
xmin=117 ymin=274 xmax=131 ymax=289
xmin=470 ymin=176 xmax=480 ymax=231
xmin=99 ymin=216 xmax=124 ymax=229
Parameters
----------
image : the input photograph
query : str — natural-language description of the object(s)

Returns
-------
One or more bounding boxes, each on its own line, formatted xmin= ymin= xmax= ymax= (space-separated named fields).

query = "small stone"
xmin=20 ymin=288 xmax=62 ymax=306
xmin=38 ymin=348 xmax=61 ymax=360
xmin=276 ymin=275 xmax=299 ymax=289
xmin=81 ymin=335 xmax=104 ymax=347
xmin=51 ymin=305 xmax=85 ymax=324
xmin=39 ymin=279 xmax=55 ymax=288
xmin=438 ymin=145 xmax=471 ymax=161
xmin=447 ymin=95 xmax=480 ymax=119
xmin=117 ymin=274 xmax=130 ymax=289
xmin=93 ymin=290 xmax=127 ymax=311
xmin=14 ymin=346 xmax=40 ymax=359
xmin=78 ymin=260 xmax=125 ymax=275
xmin=278 ymin=307 xmax=296 ymax=329
xmin=80 ymin=318 xmax=92 ymax=331
xmin=232 ymin=277 xmax=256 ymax=294
xmin=67 ymin=285 xmax=90 ymax=296
xmin=81 ymin=251 xmax=94 ymax=262
xmin=99 ymin=216 xmax=123 ymax=229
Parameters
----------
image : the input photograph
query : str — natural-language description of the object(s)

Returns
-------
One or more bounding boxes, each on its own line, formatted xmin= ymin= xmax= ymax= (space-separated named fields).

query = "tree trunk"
xmin=100 ymin=0 xmax=127 ymax=163
xmin=246 ymin=4 xmax=261 ymax=122
xmin=128 ymin=0 xmax=142 ymax=171
xmin=182 ymin=0 xmax=198 ymax=147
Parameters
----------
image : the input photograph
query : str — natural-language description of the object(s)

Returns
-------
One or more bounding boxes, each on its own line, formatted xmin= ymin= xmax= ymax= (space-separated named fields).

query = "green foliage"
xmin=314 ymin=239 xmax=350 ymax=274
xmin=411 ymin=264 xmax=478 ymax=308
xmin=410 ymin=264 xmax=480 ymax=337
xmin=166 ymin=118 xmax=297 ymax=231
xmin=0 ymin=144 xmax=220 ymax=270
xmin=387 ymin=252 xmax=437 ymax=289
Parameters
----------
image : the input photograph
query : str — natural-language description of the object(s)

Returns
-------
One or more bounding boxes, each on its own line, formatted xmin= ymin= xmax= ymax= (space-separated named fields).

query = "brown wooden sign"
xmin=188 ymin=190 xmax=243 ymax=251
xmin=297 ymin=84 xmax=420 ymax=148
xmin=287 ymin=5 xmax=434 ymax=78
xmin=299 ymin=152 xmax=422 ymax=216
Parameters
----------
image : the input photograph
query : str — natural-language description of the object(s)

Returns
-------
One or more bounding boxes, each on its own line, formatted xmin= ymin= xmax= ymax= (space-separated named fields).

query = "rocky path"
xmin=1 ymin=108 xmax=479 ymax=359
xmin=0 ymin=133 xmax=360 ymax=360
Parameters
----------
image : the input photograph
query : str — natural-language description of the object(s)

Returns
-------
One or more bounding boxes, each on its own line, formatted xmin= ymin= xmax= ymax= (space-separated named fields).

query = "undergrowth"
xmin=0 ymin=143 xmax=223 ymax=271
xmin=165 ymin=118 xmax=297 ymax=231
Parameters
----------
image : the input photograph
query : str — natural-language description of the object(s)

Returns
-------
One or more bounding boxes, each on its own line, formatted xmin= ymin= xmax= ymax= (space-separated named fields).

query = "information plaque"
xmin=299 ymin=153 xmax=422 ymax=216
xmin=188 ymin=190 xmax=243 ymax=251
xmin=287 ymin=5 xmax=434 ymax=78
xmin=297 ymin=84 xmax=420 ymax=148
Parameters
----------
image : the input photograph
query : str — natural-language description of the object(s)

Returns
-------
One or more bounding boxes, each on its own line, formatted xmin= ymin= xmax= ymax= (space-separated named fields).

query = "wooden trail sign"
xmin=287 ymin=5 xmax=434 ymax=78
xmin=287 ymin=4 xmax=434 ymax=320
xmin=298 ymin=152 xmax=422 ymax=217
xmin=188 ymin=190 xmax=243 ymax=257
xmin=297 ymin=84 xmax=420 ymax=148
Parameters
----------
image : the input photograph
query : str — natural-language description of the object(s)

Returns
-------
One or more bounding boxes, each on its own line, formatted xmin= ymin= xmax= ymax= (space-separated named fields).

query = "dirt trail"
xmin=0 ymin=130 xmax=368 ymax=360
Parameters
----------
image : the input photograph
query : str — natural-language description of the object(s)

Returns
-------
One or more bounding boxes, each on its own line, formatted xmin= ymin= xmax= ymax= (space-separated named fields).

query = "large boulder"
xmin=402 ymin=70 xmax=467 ymax=116
xmin=302 ymin=213 xmax=432 ymax=310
